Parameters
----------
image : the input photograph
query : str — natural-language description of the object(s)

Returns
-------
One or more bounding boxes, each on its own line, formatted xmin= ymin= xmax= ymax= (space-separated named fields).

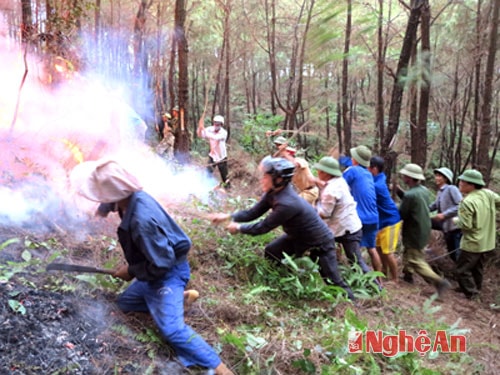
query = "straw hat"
xmin=72 ymin=159 xmax=143 ymax=203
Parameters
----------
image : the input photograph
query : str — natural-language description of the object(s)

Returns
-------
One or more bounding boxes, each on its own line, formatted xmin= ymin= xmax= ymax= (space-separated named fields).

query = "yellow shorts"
xmin=376 ymin=221 xmax=402 ymax=255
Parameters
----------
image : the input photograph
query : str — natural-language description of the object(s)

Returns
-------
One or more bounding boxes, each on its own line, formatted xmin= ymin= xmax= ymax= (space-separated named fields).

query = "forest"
xmin=3 ymin=0 xmax=499 ymax=179
xmin=0 ymin=0 xmax=499 ymax=374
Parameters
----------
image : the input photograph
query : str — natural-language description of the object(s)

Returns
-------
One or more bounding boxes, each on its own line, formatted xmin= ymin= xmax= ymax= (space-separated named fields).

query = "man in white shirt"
xmin=197 ymin=115 xmax=230 ymax=188
xmin=314 ymin=156 xmax=374 ymax=277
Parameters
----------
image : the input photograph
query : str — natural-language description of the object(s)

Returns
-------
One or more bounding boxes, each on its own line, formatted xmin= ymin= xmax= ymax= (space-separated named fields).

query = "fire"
xmin=60 ymin=138 xmax=85 ymax=165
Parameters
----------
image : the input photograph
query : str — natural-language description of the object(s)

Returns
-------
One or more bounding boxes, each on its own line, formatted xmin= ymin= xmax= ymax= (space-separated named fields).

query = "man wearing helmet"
xmin=209 ymin=156 xmax=355 ymax=301
xmin=197 ymin=115 xmax=230 ymax=188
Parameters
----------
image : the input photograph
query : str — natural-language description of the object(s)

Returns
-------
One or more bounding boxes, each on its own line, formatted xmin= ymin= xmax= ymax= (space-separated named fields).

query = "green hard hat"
xmin=458 ymin=169 xmax=485 ymax=186
xmin=314 ymin=156 xmax=342 ymax=177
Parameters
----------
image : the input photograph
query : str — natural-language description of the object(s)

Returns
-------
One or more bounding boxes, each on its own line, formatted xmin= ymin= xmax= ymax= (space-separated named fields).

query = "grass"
xmin=0 ymin=208 xmax=492 ymax=374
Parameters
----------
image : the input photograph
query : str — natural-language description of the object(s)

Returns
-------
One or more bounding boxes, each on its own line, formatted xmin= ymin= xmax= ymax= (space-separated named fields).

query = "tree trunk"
xmin=381 ymin=0 xmax=423 ymax=182
xmin=415 ymin=0 xmax=430 ymax=167
xmin=132 ymin=0 xmax=149 ymax=78
xmin=94 ymin=0 xmax=101 ymax=51
xmin=223 ymin=0 xmax=232 ymax=139
xmin=375 ymin=0 xmax=387 ymax=152
xmin=265 ymin=0 xmax=315 ymax=142
xmin=174 ymin=0 xmax=190 ymax=159
xmin=477 ymin=0 xmax=499 ymax=183
xmin=409 ymin=40 xmax=418 ymax=162
xmin=342 ymin=0 xmax=352 ymax=153
xmin=21 ymin=0 xmax=33 ymax=45
xmin=471 ymin=0 xmax=483 ymax=167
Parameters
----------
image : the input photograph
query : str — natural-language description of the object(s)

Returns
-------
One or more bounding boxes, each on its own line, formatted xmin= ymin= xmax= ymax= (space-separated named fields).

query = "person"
xmin=209 ymin=156 xmax=355 ymax=301
xmin=170 ymin=106 xmax=180 ymax=132
xmin=429 ymin=167 xmax=462 ymax=262
xmin=338 ymin=155 xmax=352 ymax=171
xmin=398 ymin=163 xmax=451 ymax=297
xmin=343 ymin=145 xmax=382 ymax=279
xmin=155 ymin=113 xmax=176 ymax=160
xmin=272 ymin=135 xmax=288 ymax=149
xmin=272 ymin=136 xmax=319 ymax=205
xmin=314 ymin=157 xmax=373 ymax=276
xmin=156 ymin=112 xmax=171 ymax=140
xmin=73 ymin=159 xmax=233 ymax=375
xmin=454 ymin=169 xmax=500 ymax=299
xmin=197 ymin=115 xmax=230 ymax=188
xmin=368 ymin=156 xmax=402 ymax=282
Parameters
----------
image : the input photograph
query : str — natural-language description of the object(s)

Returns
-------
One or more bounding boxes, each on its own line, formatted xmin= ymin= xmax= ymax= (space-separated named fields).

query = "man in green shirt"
xmin=399 ymin=163 xmax=451 ymax=297
xmin=454 ymin=169 xmax=500 ymax=299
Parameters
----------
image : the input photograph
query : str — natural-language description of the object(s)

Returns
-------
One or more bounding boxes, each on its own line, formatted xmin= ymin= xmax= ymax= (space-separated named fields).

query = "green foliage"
xmin=339 ymin=263 xmax=384 ymax=299
xmin=0 ymin=238 xmax=20 ymax=251
xmin=218 ymin=327 xmax=272 ymax=374
xmin=236 ymin=113 xmax=285 ymax=156
xmin=8 ymin=299 xmax=26 ymax=315
xmin=136 ymin=327 xmax=164 ymax=346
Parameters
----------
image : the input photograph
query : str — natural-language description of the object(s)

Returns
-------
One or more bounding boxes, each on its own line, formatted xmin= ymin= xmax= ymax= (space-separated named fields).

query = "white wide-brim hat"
xmin=71 ymin=159 xmax=142 ymax=203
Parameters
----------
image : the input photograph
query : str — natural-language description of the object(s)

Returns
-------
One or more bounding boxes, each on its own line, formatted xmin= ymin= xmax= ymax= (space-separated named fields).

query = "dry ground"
xmin=0 ymin=151 xmax=499 ymax=374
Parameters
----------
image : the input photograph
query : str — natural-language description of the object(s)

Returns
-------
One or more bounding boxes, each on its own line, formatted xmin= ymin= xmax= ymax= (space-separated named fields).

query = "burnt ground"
xmin=0 ymin=151 xmax=499 ymax=375
xmin=0 ymin=223 xmax=200 ymax=375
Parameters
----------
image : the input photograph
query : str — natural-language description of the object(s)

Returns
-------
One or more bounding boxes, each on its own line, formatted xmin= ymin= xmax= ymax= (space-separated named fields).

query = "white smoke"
xmin=0 ymin=36 xmax=218 ymax=232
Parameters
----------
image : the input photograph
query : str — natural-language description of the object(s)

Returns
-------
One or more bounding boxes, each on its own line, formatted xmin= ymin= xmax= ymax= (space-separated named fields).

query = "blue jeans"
xmin=117 ymin=261 xmax=221 ymax=369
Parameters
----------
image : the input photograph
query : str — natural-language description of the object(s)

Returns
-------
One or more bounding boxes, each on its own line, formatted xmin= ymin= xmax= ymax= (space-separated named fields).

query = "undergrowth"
xmin=0 ymin=212 xmax=485 ymax=375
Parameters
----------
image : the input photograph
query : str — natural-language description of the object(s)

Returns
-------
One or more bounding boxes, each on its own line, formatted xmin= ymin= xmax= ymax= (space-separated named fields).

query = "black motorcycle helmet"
xmin=260 ymin=156 xmax=295 ymax=188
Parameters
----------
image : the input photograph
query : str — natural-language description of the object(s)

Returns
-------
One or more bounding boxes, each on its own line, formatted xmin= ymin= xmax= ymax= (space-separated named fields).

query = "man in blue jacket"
xmin=344 ymin=145 xmax=382 ymax=280
xmin=368 ymin=156 xmax=402 ymax=282
xmin=74 ymin=159 xmax=233 ymax=375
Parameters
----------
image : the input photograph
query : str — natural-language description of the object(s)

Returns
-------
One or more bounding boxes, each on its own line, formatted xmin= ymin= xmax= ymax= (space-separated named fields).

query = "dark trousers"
xmin=431 ymin=218 xmax=462 ymax=263
xmin=207 ymin=156 xmax=229 ymax=185
xmin=444 ymin=229 xmax=462 ymax=263
xmin=455 ymin=250 xmax=492 ymax=298
xmin=264 ymin=234 xmax=355 ymax=300
xmin=336 ymin=229 xmax=371 ymax=273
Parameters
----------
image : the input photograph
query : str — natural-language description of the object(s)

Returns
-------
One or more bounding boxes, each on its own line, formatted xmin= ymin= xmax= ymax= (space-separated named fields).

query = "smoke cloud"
xmin=0 ymin=36 xmax=218 ymax=234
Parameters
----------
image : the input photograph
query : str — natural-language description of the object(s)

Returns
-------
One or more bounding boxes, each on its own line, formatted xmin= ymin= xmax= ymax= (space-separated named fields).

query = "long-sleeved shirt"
xmin=455 ymin=188 xmax=500 ymax=253
xmin=316 ymin=176 xmax=362 ymax=237
xmin=343 ymin=165 xmax=379 ymax=225
xmin=429 ymin=184 xmax=462 ymax=233
xmin=399 ymin=184 xmax=431 ymax=250
xmin=232 ymin=184 xmax=333 ymax=246
xmin=200 ymin=126 xmax=227 ymax=162
xmin=118 ymin=191 xmax=191 ymax=281
xmin=373 ymin=172 xmax=401 ymax=229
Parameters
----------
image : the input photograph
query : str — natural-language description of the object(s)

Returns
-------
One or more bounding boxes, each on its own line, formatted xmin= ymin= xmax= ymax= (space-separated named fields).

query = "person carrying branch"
xmin=270 ymin=134 xmax=318 ymax=205
xmin=209 ymin=156 xmax=355 ymax=301
xmin=197 ymin=114 xmax=230 ymax=188
xmin=72 ymin=159 xmax=234 ymax=375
